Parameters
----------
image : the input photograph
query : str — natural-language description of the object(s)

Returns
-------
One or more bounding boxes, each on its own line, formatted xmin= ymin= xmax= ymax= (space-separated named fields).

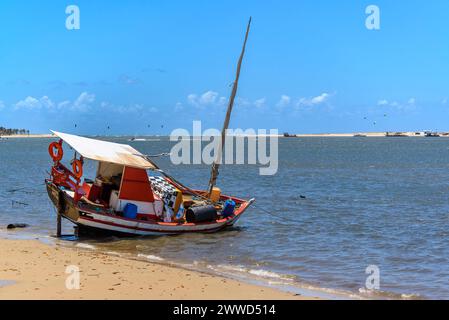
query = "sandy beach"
xmin=0 ymin=239 xmax=314 ymax=300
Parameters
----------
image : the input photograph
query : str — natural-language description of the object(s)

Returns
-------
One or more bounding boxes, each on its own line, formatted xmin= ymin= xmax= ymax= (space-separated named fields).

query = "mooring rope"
xmin=145 ymin=152 xmax=171 ymax=158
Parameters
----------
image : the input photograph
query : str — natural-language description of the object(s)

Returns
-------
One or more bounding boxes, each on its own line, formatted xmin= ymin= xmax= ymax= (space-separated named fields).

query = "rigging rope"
xmin=152 ymin=168 xmax=216 ymax=205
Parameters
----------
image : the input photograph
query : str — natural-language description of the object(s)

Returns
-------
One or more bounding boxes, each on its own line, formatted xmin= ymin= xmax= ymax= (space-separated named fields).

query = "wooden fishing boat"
xmin=45 ymin=131 xmax=254 ymax=236
xmin=45 ymin=18 xmax=254 ymax=237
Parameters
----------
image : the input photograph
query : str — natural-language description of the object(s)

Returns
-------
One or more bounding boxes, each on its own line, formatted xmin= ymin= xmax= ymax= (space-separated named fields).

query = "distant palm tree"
xmin=0 ymin=126 xmax=30 ymax=136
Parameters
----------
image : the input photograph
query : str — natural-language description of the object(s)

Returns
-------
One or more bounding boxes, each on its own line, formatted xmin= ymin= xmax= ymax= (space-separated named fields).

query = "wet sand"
xmin=0 ymin=239 xmax=316 ymax=300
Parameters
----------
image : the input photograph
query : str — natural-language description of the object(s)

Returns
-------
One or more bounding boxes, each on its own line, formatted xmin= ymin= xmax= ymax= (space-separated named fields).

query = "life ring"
xmin=48 ymin=141 xmax=63 ymax=162
xmin=72 ymin=159 xmax=83 ymax=179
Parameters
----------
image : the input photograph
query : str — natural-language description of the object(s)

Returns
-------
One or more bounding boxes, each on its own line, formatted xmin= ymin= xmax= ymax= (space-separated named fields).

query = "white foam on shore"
xmin=401 ymin=293 xmax=422 ymax=299
xmin=213 ymin=264 xmax=247 ymax=273
xmin=137 ymin=254 xmax=164 ymax=262
xmin=204 ymin=263 xmax=357 ymax=300
xmin=75 ymin=243 xmax=96 ymax=250
xmin=358 ymin=287 xmax=422 ymax=300
xmin=208 ymin=264 xmax=294 ymax=282
xmin=105 ymin=251 xmax=122 ymax=257
xmin=248 ymin=269 xmax=288 ymax=279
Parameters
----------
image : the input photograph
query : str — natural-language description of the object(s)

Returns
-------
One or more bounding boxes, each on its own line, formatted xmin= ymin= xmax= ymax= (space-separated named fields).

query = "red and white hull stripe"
xmin=70 ymin=201 xmax=251 ymax=236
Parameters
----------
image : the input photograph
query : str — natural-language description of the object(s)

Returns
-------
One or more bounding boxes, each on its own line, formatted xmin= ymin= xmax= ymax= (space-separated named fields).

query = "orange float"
xmin=48 ymin=141 xmax=63 ymax=162
xmin=72 ymin=159 xmax=83 ymax=179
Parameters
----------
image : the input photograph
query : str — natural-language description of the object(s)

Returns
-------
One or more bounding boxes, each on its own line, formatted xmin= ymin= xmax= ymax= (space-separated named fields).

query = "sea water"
xmin=1 ymin=136 xmax=449 ymax=299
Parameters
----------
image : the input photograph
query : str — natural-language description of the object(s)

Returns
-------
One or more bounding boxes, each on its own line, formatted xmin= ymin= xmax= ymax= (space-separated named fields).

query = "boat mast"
xmin=207 ymin=17 xmax=252 ymax=196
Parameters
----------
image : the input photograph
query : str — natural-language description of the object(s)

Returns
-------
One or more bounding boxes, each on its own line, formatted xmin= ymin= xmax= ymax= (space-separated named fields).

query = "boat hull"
xmin=46 ymin=182 xmax=252 ymax=236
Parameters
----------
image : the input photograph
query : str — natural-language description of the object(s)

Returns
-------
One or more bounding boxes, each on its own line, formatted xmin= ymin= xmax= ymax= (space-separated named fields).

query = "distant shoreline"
xmin=0 ymin=134 xmax=54 ymax=139
xmin=285 ymin=131 xmax=448 ymax=138
xmin=1 ymin=131 xmax=447 ymax=139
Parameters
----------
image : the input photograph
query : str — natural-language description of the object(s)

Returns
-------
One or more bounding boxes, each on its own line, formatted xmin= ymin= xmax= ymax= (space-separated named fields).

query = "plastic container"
xmin=209 ymin=187 xmax=221 ymax=203
xmin=175 ymin=203 xmax=185 ymax=221
xmin=222 ymin=199 xmax=236 ymax=218
xmin=186 ymin=205 xmax=217 ymax=223
xmin=123 ymin=203 xmax=138 ymax=219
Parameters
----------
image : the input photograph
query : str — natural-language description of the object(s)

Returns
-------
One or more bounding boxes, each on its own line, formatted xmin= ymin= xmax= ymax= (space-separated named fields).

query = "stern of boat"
xmin=45 ymin=180 xmax=80 ymax=223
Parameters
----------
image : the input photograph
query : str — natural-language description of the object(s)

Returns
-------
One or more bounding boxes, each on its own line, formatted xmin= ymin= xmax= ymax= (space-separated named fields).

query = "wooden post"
xmin=57 ymin=190 xmax=64 ymax=237
xmin=73 ymin=226 xmax=79 ymax=237
xmin=57 ymin=211 xmax=62 ymax=237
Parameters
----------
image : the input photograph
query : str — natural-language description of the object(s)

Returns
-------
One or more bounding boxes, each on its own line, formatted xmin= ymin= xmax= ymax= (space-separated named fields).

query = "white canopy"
xmin=51 ymin=131 xmax=156 ymax=169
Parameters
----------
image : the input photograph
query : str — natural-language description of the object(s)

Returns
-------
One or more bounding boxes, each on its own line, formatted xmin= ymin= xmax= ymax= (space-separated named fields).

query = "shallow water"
xmin=1 ymin=137 xmax=449 ymax=299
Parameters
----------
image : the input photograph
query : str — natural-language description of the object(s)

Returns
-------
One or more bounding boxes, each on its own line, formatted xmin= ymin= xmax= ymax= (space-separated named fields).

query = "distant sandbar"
xmin=0 ymin=134 xmax=54 ymax=139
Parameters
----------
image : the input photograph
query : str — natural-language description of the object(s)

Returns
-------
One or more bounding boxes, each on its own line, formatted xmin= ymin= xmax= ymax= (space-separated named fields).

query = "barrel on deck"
xmin=186 ymin=205 xmax=217 ymax=223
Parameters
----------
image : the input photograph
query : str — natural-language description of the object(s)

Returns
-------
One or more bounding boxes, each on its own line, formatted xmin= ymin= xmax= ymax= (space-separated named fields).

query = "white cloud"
xmin=40 ymin=96 xmax=55 ymax=108
xmin=14 ymin=92 xmax=94 ymax=112
xmin=0 ymin=101 xmax=4 ymax=110
xmin=187 ymin=94 xmax=198 ymax=106
xmin=218 ymin=96 xmax=227 ymax=106
xmin=15 ymin=96 xmax=40 ymax=109
xmin=15 ymin=96 xmax=54 ymax=110
xmin=73 ymin=92 xmax=95 ymax=111
xmin=187 ymin=91 xmax=270 ymax=111
xmin=236 ymin=97 xmax=251 ymax=107
xmin=100 ymin=101 xmax=109 ymax=108
xmin=377 ymin=98 xmax=416 ymax=111
xmin=127 ymin=104 xmax=144 ymax=113
xmin=57 ymin=100 xmax=71 ymax=109
xmin=442 ymin=98 xmax=448 ymax=105
xmin=118 ymin=74 xmax=142 ymax=85
xmin=276 ymin=95 xmax=291 ymax=108
xmin=175 ymin=102 xmax=183 ymax=111
xmin=298 ymin=93 xmax=330 ymax=107
xmin=310 ymin=93 xmax=329 ymax=104
xmin=187 ymin=90 xmax=227 ymax=108
xmin=11 ymin=92 xmax=161 ymax=116
xmin=99 ymin=101 xmax=157 ymax=114
xmin=199 ymin=91 xmax=218 ymax=105
xmin=254 ymin=98 xmax=266 ymax=108
xmin=127 ymin=104 xmax=157 ymax=113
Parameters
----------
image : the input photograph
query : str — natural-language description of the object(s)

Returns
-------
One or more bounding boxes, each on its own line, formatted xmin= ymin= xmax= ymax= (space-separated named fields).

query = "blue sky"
xmin=1 ymin=0 xmax=449 ymax=134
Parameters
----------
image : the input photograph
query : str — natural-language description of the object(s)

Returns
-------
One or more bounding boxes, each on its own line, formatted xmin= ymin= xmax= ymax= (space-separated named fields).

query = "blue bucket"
xmin=222 ymin=199 xmax=236 ymax=218
xmin=123 ymin=203 xmax=138 ymax=219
